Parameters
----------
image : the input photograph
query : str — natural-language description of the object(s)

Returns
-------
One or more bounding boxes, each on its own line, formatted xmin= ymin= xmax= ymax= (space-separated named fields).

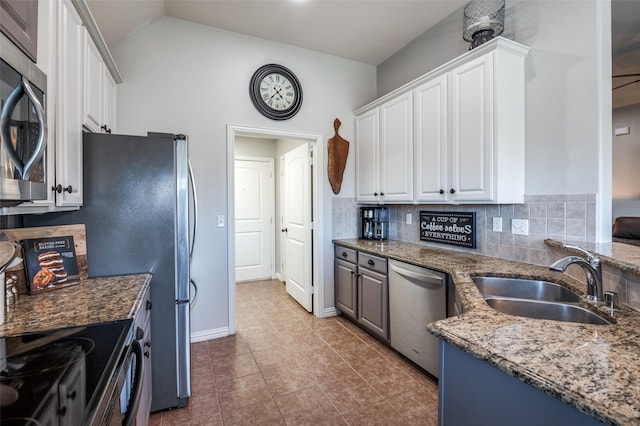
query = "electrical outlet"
xmin=406 ymin=213 xmax=412 ymax=225
xmin=217 ymin=215 xmax=225 ymax=227
xmin=493 ymin=217 xmax=502 ymax=232
xmin=511 ymin=219 xmax=529 ymax=236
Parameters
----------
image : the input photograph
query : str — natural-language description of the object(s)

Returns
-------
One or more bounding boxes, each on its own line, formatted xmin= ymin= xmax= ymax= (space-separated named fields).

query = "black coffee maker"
xmin=360 ymin=207 xmax=388 ymax=240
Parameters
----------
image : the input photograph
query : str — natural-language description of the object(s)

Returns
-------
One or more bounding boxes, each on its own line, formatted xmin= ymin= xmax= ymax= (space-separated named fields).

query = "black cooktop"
xmin=1 ymin=319 xmax=132 ymax=425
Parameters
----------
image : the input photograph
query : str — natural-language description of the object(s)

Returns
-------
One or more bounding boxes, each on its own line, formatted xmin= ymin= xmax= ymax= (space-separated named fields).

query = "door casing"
xmin=227 ymin=125 xmax=326 ymax=334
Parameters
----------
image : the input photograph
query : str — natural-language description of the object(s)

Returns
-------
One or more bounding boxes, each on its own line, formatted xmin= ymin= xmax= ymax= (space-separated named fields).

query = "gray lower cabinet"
xmin=438 ymin=340 xmax=603 ymax=426
xmin=335 ymin=246 xmax=358 ymax=319
xmin=334 ymin=246 xmax=389 ymax=342
xmin=357 ymin=252 xmax=389 ymax=342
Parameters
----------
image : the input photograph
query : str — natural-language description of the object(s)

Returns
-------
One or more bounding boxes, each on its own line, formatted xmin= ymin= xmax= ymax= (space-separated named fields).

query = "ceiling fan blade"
xmin=613 ymin=73 xmax=640 ymax=78
xmin=613 ymin=79 xmax=640 ymax=90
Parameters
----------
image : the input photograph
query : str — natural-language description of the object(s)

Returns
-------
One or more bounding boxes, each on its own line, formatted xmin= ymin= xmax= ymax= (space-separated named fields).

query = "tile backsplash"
xmin=332 ymin=194 xmax=596 ymax=267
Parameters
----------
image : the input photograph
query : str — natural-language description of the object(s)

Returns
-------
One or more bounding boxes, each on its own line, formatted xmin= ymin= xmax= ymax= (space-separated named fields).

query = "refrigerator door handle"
xmin=188 ymin=159 xmax=199 ymax=308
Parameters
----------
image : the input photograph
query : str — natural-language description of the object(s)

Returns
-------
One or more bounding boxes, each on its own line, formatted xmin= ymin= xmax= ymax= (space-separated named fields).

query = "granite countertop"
xmin=1 ymin=273 xmax=152 ymax=337
xmin=334 ymin=238 xmax=640 ymax=425
xmin=546 ymin=238 xmax=640 ymax=276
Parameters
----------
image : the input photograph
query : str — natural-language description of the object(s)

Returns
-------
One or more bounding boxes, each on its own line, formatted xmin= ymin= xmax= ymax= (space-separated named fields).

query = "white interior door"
xmin=234 ymin=158 xmax=274 ymax=282
xmin=282 ymin=144 xmax=312 ymax=311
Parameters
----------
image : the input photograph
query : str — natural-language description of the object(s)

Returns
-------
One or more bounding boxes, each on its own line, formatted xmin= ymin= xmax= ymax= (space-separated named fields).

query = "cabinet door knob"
xmin=67 ymin=390 xmax=77 ymax=400
xmin=146 ymin=300 xmax=153 ymax=311
xmin=281 ymin=228 xmax=288 ymax=233
xmin=101 ymin=124 xmax=112 ymax=134
xmin=144 ymin=350 xmax=150 ymax=358
xmin=374 ymin=192 xmax=378 ymax=196
xmin=450 ymin=188 xmax=456 ymax=194
xmin=439 ymin=189 xmax=445 ymax=195
xmin=380 ymin=192 xmax=385 ymax=196
xmin=52 ymin=184 xmax=73 ymax=194
xmin=136 ymin=326 xmax=144 ymax=341
xmin=342 ymin=252 xmax=347 ymax=257
xmin=368 ymin=259 xmax=375 ymax=266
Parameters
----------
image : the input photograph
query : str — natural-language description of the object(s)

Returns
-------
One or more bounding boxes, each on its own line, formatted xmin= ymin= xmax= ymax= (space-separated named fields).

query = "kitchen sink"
xmin=484 ymin=298 xmax=611 ymax=325
xmin=473 ymin=276 xmax=611 ymax=325
xmin=472 ymin=276 xmax=580 ymax=303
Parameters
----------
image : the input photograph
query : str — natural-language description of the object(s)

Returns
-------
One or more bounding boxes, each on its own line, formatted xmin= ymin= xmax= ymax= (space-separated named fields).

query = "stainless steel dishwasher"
xmin=389 ymin=259 xmax=446 ymax=378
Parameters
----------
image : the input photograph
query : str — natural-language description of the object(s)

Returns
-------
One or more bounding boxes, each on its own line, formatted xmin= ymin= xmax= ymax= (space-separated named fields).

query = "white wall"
xmin=376 ymin=0 xmax=612 ymax=241
xmin=113 ymin=16 xmax=376 ymax=336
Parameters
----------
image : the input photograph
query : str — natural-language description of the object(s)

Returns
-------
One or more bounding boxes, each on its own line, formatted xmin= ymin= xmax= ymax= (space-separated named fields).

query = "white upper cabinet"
xmin=55 ymin=0 xmax=84 ymax=207
xmin=449 ymin=53 xmax=494 ymax=202
xmin=355 ymin=109 xmax=379 ymax=202
xmin=83 ymin=31 xmax=116 ymax=134
xmin=2 ymin=0 xmax=120 ymax=215
xmin=103 ymin=71 xmax=117 ymax=134
xmin=356 ymin=92 xmax=413 ymax=203
xmin=83 ymin=32 xmax=103 ymax=133
xmin=379 ymin=92 xmax=413 ymax=202
xmin=356 ymin=37 xmax=529 ymax=205
xmin=414 ymin=74 xmax=448 ymax=202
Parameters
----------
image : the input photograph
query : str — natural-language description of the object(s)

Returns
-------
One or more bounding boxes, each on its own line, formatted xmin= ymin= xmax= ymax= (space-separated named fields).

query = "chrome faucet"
xmin=549 ymin=244 xmax=604 ymax=302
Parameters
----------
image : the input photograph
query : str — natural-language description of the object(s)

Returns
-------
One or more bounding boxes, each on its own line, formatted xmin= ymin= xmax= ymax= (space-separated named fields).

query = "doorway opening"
xmin=227 ymin=125 xmax=325 ymax=335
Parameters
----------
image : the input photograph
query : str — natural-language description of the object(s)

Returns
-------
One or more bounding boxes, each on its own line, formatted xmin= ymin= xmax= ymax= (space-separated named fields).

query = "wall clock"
xmin=249 ymin=64 xmax=303 ymax=120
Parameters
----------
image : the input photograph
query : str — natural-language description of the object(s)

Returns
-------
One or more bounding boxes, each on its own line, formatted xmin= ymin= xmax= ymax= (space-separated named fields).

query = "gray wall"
xmin=376 ymin=0 xmax=612 ymax=240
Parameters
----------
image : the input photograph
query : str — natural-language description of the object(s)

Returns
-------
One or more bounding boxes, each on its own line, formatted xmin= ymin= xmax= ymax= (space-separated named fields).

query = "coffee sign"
xmin=419 ymin=211 xmax=476 ymax=248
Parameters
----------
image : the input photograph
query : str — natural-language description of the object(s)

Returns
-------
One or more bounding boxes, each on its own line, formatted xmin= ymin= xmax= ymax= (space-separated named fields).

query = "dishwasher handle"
xmin=390 ymin=263 xmax=443 ymax=288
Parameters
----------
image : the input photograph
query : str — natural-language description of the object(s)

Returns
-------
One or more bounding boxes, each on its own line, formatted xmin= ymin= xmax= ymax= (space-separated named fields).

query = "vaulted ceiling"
xmin=87 ymin=0 xmax=639 ymax=108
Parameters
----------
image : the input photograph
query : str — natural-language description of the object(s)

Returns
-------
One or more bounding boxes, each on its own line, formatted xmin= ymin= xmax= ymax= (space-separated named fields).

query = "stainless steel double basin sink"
xmin=473 ymin=276 xmax=611 ymax=325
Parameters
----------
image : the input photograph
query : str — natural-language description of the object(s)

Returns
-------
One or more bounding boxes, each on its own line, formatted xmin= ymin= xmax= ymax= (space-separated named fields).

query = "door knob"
xmin=52 ymin=184 xmax=72 ymax=194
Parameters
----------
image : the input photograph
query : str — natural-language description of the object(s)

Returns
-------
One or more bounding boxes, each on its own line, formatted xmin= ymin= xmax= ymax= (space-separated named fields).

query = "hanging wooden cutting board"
xmin=328 ymin=118 xmax=349 ymax=194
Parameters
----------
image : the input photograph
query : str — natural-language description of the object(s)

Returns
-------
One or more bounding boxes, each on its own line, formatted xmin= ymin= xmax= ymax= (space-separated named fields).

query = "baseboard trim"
xmin=190 ymin=327 xmax=230 ymax=342
xmin=319 ymin=307 xmax=338 ymax=318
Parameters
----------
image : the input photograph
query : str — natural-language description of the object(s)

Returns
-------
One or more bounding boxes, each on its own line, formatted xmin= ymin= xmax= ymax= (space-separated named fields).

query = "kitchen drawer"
xmin=359 ymin=252 xmax=387 ymax=275
xmin=335 ymin=246 xmax=357 ymax=264
xmin=135 ymin=286 xmax=152 ymax=330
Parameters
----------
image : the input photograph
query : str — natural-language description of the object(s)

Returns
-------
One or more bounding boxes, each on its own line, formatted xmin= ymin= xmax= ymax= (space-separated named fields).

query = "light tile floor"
xmin=149 ymin=279 xmax=439 ymax=425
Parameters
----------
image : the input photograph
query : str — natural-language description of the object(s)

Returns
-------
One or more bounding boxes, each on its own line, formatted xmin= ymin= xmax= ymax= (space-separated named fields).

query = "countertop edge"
xmin=1 ymin=273 xmax=152 ymax=337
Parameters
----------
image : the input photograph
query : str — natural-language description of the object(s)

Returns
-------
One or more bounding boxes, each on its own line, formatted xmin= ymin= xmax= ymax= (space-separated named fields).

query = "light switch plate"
xmin=493 ymin=217 xmax=502 ymax=232
xmin=511 ymin=219 xmax=529 ymax=236
xmin=406 ymin=213 xmax=412 ymax=225
xmin=217 ymin=215 xmax=225 ymax=227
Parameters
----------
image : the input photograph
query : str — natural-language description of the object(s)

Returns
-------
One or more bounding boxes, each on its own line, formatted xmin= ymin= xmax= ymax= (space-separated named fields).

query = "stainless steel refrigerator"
xmin=24 ymin=132 xmax=193 ymax=412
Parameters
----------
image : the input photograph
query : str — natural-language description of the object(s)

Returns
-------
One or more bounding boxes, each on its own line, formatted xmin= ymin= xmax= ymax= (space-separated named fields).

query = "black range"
xmin=1 ymin=319 xmax=134 ymax=425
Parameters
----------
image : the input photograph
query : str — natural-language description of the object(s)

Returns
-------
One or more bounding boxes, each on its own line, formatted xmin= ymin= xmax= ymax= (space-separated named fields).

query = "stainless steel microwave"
xmin=0 ymin=33 xmax=47 ymax=207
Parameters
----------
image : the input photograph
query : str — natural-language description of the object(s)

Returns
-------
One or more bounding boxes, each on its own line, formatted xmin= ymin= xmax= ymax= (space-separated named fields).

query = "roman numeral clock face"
xmin=250 ymin=64 xmax=303 ymax=120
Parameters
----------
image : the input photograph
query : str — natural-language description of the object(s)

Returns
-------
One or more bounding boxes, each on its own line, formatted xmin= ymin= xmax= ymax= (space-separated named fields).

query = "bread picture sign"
xmin=21 ymin=236 xmax=80 ymax=294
